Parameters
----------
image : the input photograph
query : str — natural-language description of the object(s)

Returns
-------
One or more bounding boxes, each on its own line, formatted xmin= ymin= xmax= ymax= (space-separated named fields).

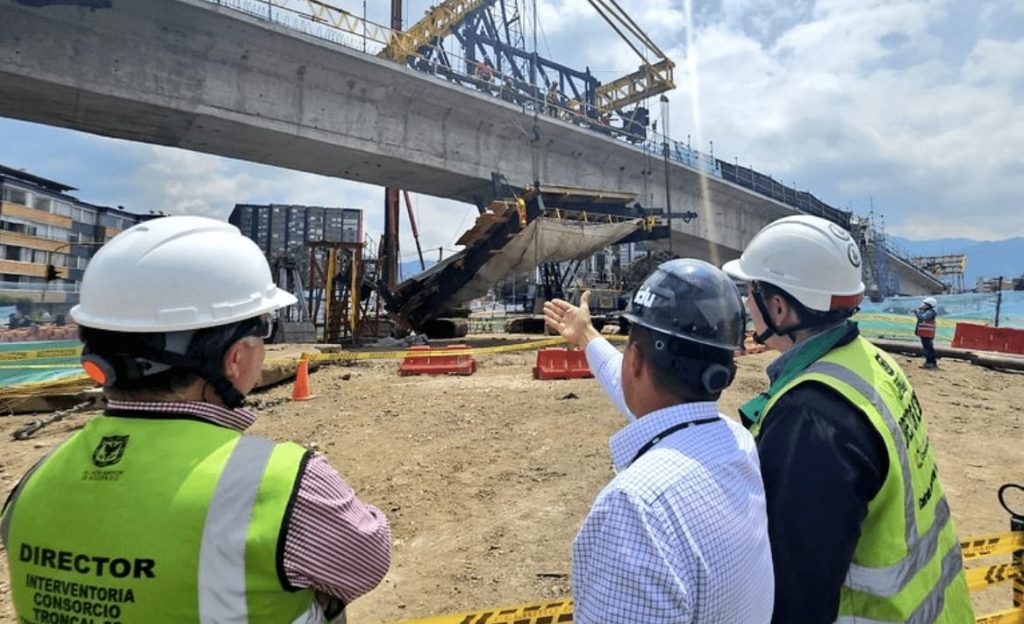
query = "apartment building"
xmin=0 ymin=164 xmax=147 ymax=308
xmin=229 ymin=203 xmax=363 ymax=288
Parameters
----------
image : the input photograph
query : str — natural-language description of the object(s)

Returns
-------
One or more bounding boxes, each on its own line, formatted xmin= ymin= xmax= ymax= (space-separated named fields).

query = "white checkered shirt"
xmin=572 ymin=337 xmax=775 ymax=623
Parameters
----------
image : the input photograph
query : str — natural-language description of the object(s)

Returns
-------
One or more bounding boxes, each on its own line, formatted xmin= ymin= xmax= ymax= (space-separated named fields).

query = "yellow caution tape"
xmin=976 ymin=607 xmax=1024 ymax=624
xmin=0 ymin=334 xmax=625 ymax=382
xmin=966 ymin=562 xmax=1023 ymax=591
xmin=300 ymin=334 xmax=628 ymax=363
xmin=0 ymin=347 xmax=82 ymax=361
xmin=388 ymin=599 xmax=574 ymax=624
xmin=302 ymin=337 xmax=568 ymax=363
xmin=962 ymin=531 xmax=1024 ymax=560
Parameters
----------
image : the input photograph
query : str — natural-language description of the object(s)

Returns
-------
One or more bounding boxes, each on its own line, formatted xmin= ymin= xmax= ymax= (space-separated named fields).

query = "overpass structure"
xmin=0 ymin=0 xmax=943 ymax=295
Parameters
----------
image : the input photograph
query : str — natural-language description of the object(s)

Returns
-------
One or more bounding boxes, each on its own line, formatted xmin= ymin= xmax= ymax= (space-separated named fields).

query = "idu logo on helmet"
xmin=633 ymin=286 xmax=659 ymax=309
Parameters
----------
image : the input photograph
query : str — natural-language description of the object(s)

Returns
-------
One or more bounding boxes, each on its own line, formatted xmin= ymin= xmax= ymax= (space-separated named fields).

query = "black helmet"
xmin=624 ymin=258 xmax=745 ymax=352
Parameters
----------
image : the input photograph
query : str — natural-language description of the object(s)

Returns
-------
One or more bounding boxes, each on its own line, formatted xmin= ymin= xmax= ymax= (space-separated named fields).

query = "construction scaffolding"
xmin=306 ymin=241 xmax=387 ymax=344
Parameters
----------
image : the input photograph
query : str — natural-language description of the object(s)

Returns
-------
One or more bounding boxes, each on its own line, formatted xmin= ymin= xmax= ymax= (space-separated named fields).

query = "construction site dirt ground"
xmin=1 ymin=337 xmax=1022 ymax=622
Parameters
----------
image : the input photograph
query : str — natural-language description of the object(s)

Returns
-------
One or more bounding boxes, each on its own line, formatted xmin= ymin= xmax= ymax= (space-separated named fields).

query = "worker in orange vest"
xmin=913 ymin=296 xmax=939 ymax=368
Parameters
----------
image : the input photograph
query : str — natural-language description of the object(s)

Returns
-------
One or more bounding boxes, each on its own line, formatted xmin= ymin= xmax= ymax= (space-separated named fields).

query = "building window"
xmin=48 ymin=226 xmax=71 ymax=242
xmin=1 ymin=218 xmax=38 ymax=237
xmin=33 ymin=195 xmax=53 ymax=213
xmin=74 ymin=206 xmax=97 ymax=224
xmin=53 ymin=201 xmax=72 ymax=218
xmin=3 ymin=187 xmax=28 ymax=206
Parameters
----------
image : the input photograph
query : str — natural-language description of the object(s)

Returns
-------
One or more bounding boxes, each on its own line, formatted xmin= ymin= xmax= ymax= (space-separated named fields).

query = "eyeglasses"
xmin=241 ymin=314 xmax=275 ymax=340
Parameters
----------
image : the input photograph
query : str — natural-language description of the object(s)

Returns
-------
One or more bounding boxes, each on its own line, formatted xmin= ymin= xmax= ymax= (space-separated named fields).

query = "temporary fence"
xmin=855 ymin=291 xmax=1024 ymax=344
xmin=0 ymin=340 xmax=85 ymax=388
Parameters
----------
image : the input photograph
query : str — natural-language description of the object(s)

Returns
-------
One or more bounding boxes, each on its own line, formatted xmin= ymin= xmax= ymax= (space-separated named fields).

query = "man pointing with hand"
xmin=544 ymin=258 xmax=774 ymax=624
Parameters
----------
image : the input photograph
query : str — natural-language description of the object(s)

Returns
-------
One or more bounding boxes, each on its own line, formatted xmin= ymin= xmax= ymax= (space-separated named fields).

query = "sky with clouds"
xmin=1 ymin=0 xmax=1022 ymax=258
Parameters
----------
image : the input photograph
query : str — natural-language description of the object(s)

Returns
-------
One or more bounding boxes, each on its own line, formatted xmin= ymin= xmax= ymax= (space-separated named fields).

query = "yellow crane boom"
xmin=588 ymin=0 xmax=675 ymax=111
xmin=378 ymin=0 xmax=490 ymax=64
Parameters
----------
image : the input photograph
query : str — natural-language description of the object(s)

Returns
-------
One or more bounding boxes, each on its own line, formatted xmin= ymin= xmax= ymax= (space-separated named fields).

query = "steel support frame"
xmin=307 ymin=241 xmax=365 ymax=344
xmin=407 ymin=4 xmax=601 ymax=112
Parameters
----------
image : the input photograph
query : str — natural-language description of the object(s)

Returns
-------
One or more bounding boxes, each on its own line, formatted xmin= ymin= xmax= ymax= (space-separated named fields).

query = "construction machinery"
xmin=383 ymin=179 xmax=673 ymax=337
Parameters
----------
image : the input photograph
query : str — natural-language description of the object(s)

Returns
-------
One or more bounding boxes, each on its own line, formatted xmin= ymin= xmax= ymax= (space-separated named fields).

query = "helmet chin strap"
xmin=751 ymin=289 xmax=810 ymax=346
xmin=751 ymin=290 xmax=782 ymax=344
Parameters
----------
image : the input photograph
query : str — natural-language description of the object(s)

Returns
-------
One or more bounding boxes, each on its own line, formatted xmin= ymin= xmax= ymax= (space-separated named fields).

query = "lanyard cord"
xmin=630 ymin=416 xmax=721 ymax=466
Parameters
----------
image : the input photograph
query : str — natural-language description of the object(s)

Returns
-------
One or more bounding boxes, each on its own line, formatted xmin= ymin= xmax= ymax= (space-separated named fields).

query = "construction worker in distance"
xmin=474 ymin=55 xmax=495 ymax=93
xmin=914 ymin=296 xmax=940 ymax=368
xmin=0 ymin=216 xmax=390 ymax=623
xmin=723 ymin=215 xmax=973 ymax=623
xmin=544 ymin=259 xmax=774 ymax=623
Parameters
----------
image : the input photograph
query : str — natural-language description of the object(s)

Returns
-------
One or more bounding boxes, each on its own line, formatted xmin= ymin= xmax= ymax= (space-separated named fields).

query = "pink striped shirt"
xmin=106 ymin=400 xmax=391 ymax=606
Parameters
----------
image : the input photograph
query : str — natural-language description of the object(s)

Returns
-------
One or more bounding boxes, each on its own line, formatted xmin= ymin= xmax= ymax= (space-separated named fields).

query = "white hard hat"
xmin=923 ymin=297 xmax=938 ymax=307
xmin=71 ymin=215 xmax=296 ymax=332
xmin=722 ymin=215 xmax=865 ymax=312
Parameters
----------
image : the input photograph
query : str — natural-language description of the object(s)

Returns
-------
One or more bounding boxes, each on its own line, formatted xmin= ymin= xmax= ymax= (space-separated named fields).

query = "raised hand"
xmin=543 ymin=291 xmax=600 ymax=348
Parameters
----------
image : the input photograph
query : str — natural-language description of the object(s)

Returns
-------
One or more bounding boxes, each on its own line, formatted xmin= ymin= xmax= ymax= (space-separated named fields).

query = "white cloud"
xmin=979 ymin=0 xmax=1024 ymax=31
xmin=962 ymin=38 xmax=1024 ymax=84
xmin=636 ymin=0 xmax=1021 ymax=243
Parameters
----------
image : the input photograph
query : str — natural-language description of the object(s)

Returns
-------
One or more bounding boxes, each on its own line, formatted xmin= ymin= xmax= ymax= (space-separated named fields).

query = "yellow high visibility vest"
xmin=2 ymin=414 xmax=323 ymax=623
xmin=758 ymin=337 xmax=973 ymax=623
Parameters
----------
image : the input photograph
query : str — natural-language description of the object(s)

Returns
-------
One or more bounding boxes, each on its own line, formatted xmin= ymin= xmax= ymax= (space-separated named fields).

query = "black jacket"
xmin=748 ymin=328 xmax=890 ymax=624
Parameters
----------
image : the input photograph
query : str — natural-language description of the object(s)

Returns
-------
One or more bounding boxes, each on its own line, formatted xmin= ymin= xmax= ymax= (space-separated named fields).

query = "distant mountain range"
xmin=889 ymin=236 xmax=1024 ymax=285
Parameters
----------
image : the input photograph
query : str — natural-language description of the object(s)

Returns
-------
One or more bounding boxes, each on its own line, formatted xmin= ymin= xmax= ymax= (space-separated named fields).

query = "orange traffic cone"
xmin=291 ymin=356 xmax=316 ymax=401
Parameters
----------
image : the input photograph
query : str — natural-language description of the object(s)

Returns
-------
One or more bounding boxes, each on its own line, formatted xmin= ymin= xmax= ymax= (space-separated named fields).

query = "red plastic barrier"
xmin=533 ymin=348 xmax=593 ymax=380
xmin=951 ymin=322 xmax=1024 ymax=355
xmin=988 ymin=327 xmax=1024 ymax=356
xmin=1002 ymin=329 xmax=1024 ymax=355
xmin=399 ymin=344 xmax=476 ymax=376
xmin=951 ymin=322 xmax=991 ymax=350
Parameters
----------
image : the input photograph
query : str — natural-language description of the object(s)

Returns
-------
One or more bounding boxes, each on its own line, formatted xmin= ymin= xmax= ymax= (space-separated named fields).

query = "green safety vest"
xmin=754 ymin=336 xmax=973 ymax=623
xmin=1 ymin=413 xmax=324 ymax=624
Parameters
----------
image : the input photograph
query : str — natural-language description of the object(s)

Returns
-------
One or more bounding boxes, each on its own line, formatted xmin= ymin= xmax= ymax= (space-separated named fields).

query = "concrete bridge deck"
xmin=0 ymin=0 xmax=943 ymax=294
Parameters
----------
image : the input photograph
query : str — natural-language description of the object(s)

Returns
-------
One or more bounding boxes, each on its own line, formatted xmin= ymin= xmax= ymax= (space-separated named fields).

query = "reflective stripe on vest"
xmin=835 ymin=539 xmax=964 ymax=624
xmin=798 ymin=358 xmax=969 ymax=621
xmin=198 ymin=435 xmax=270 ymax=622
xmin=805 ymin=361 xmax=919 ymax=547
xmin=916 ymin=320 xmax=936 ymax=338
xmin=197 ymin=435 xmax=326 ymax=624
xmin=845 ymin=497 xmax=950 ymax=597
